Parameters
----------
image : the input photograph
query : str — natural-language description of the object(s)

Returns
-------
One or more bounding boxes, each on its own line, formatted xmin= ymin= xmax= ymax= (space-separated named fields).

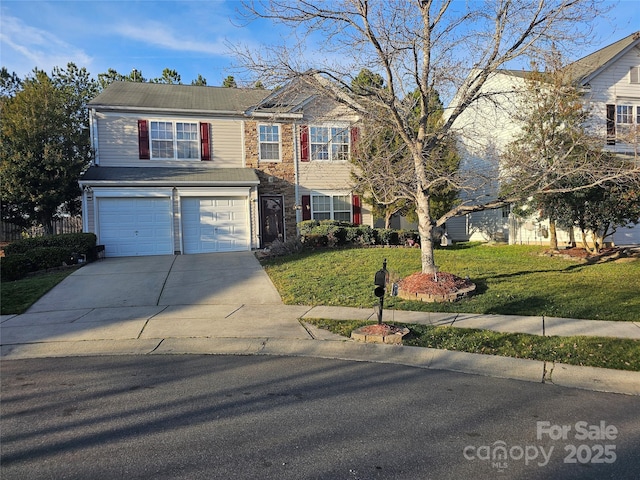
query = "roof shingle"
xmin=88 ymin=82 xmax=271 ymax=114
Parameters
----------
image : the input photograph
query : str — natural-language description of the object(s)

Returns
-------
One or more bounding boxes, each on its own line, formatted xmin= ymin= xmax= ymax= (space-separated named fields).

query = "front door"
xmin=260 ymin=195 xmax=284 ymax=247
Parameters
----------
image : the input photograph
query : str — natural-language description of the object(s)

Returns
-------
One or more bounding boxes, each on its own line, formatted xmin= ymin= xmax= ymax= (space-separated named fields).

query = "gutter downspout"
xmin=90 ymin=108 xmax=99 ymax=165
xmin=293 ymin=123 xmax=300 ymax=229
xmin=81 ymin=187 xmax=88 ymax=233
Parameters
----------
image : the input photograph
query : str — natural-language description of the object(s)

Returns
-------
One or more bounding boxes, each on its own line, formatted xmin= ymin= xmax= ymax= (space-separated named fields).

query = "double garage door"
xmin=97 ymin=196 xmax=249 ymax=257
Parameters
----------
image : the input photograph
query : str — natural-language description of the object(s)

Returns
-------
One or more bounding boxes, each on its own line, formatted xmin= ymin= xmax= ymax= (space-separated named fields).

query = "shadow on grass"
xmin=483 ymin=296 xmax=550 ymax=316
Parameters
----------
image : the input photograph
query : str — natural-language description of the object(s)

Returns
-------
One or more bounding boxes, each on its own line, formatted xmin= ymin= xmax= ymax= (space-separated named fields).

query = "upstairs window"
xmin=309 ymin=126 xmax=350 ymax=161
xmin=150 ymin=121 xmax=199 ymax=160
xmin=259 ymin=124 xmax=281 ymax=161
xmin=630 ymin=66 xmax=640 ymax=84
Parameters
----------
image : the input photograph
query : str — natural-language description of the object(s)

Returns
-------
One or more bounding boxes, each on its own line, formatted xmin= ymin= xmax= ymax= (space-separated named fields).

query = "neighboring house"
xmin=447 ymin=32 xmax=640 ymax=246
xmin=80 ymin=81 xmax=368 ymax=257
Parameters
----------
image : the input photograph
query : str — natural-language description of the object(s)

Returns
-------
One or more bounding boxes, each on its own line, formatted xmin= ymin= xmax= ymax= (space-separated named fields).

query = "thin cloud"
xmin=0 ymin=12 xmax=92 ymax=74
xmin=114 ymin=21 xmax=229 ymax=56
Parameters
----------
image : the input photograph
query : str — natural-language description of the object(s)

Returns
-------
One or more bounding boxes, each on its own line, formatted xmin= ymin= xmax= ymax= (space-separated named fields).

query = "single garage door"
xmin=181 ymin=197 xmax=249 ymax=253
xmin=98 ymin=197 xmax=173 ymax=257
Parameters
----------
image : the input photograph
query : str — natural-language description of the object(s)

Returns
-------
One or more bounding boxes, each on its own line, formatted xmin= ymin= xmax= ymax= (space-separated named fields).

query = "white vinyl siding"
xmin=297 ymin=162 xmax=353 ymax=190
xmin=93 ymin=114 xmax=244 ymax=167
xmin=210 ymin=120 xmax=244 ymax=166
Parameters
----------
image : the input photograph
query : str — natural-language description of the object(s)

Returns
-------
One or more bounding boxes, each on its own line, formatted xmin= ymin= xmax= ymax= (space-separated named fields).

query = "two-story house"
xmin=79 ymin=81 xmax=368 ymax=257
xmin=447 ymin=31 xmax=640 ymax=246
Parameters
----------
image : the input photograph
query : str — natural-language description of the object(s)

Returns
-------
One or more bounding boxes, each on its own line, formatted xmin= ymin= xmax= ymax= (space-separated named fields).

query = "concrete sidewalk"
xmin=1 ymin=252 xmax=639 ymax=396
xmin=2 ymin=304 xmax=639 ymax=396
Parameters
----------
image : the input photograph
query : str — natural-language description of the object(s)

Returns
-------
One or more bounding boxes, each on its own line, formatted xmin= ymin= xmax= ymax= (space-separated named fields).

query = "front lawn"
xmin=260 ymin=243 xmax=640 ymax=321
xmin=305 ymin=318 xmax=640 ymax=371
xmin=1 ymin=269 xmax=77 ymax=314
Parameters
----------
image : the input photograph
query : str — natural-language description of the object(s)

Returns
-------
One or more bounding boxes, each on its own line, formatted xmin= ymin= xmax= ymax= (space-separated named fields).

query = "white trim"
xmin=89 ymin=106 xmax=245 ymax=117
xmin=177 ymin=187 xmax=252 ymax=197
xmin=92 ymin=188 xmax=173 ymax=198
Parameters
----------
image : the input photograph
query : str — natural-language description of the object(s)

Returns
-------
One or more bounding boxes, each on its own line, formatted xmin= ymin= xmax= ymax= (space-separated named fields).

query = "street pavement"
xmin=1 ymin=252 xmax=639 ymax=395
xmin=4 ymin=355 xmax=639 ymax=480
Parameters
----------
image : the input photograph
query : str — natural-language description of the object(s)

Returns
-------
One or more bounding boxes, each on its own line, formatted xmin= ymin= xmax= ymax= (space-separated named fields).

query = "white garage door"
xmin=181 ymin=197 xmax=249 ymax=253
xmin=98 ymin=197 xmax=173 ymax=257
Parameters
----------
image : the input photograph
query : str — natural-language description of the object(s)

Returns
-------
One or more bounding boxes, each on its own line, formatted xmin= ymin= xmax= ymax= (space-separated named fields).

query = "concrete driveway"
xmin=1 ymin=252 xmax=314 ymax=346
xmin=27 ymin=252 xmax=283 ymax=312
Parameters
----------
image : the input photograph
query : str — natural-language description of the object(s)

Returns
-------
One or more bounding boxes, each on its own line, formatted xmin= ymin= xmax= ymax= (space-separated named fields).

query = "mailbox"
xmin=374 ymin=269 xmax=387 ymax=297
xmin=374 ymin=259 xmax=388 ymax=323
xmin=374 ymin=259 xmax=388 ymax=297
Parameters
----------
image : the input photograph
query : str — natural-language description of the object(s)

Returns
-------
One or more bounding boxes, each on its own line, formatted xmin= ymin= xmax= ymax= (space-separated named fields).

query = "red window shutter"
xmin=606 ymin=104 xmax=616 ymax=145
xmin=350 ymin=126 xmax=360 ymax=159
xmin=301 ymin=195 xmax=311 ymax=220
xmin=200 ymin=122 xmax=211 ymax=161
xmin=352 ymin=194 xmax=362 ymax=225
xmin=138 ymin=120 xmax=150 ymax=159
xmin=300 ymin=125 xmax=309 ymax=162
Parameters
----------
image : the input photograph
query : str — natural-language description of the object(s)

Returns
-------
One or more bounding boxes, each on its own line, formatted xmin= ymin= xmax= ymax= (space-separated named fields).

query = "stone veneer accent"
xmin=245 ymin=121 xmax=298 ymax=244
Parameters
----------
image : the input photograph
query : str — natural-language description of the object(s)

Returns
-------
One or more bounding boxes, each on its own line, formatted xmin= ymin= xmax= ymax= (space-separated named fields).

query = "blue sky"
xmin=1 ymin=0 xmax=640 ymax=87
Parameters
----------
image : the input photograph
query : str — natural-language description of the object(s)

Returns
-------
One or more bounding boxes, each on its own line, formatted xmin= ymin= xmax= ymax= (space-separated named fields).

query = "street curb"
xmin=545 ymin=362 xmax=640 ymax=395
xmin=0 ymin=339 xmax=163 ymax=358
xmin=2 ymin=337 xmax=638 ymax=396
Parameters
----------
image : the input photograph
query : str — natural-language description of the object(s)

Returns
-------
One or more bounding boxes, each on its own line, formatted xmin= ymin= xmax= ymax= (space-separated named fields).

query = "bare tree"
xmin=235 ymin=0 xmax=623 ymax=274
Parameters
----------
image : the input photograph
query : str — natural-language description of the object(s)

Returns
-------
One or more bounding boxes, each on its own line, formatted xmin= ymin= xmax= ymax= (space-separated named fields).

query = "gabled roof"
xmin=88 ymin=82 xmax=271 ymax=115
xmin=565 ymin=31 xmax=640 ymax=85
xmin=248 ymin=82 xmax=315 ymax=118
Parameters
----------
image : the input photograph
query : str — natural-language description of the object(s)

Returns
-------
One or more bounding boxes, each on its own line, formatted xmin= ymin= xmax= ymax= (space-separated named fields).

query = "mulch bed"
xmin=399 ymin=271 xmax=475 ymax=296
xmin=543 ymin=246 xmax=640 ymax=262
xmin=357 ymin=323 xmax=407 ymax=336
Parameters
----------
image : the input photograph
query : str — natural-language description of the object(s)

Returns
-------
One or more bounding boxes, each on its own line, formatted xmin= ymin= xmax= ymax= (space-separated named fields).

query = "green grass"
xmin=305 ymin=318 xmax=640 ymax=371
xmin=1 ymin=269 xmax=77 ymax=314
xmin=260 ymin=244 xmax=640 ymax=321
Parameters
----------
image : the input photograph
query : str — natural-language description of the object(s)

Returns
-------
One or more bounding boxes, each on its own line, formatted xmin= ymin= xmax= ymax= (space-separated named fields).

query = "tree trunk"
xmin=580 ymin=228 xmax=592 ymax=252
xmin=568 ymin=227 xmax=576 ymax=248
xmin=385 ymin=210 xmax=392 ymax=229
xmin=548 ymin=219 xmax=558 ymax=251
xmin=593 ymin=231 xmax=604 ymax=254
xmin=415 ymin=187 xmax=437 ymax=274
xmin=41 ymin=215 xmax=55 ymax=235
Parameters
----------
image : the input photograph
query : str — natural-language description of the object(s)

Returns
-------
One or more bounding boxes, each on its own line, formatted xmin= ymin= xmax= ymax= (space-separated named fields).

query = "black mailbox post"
xmin=374 ymin=259 xmax=388 ymax=324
